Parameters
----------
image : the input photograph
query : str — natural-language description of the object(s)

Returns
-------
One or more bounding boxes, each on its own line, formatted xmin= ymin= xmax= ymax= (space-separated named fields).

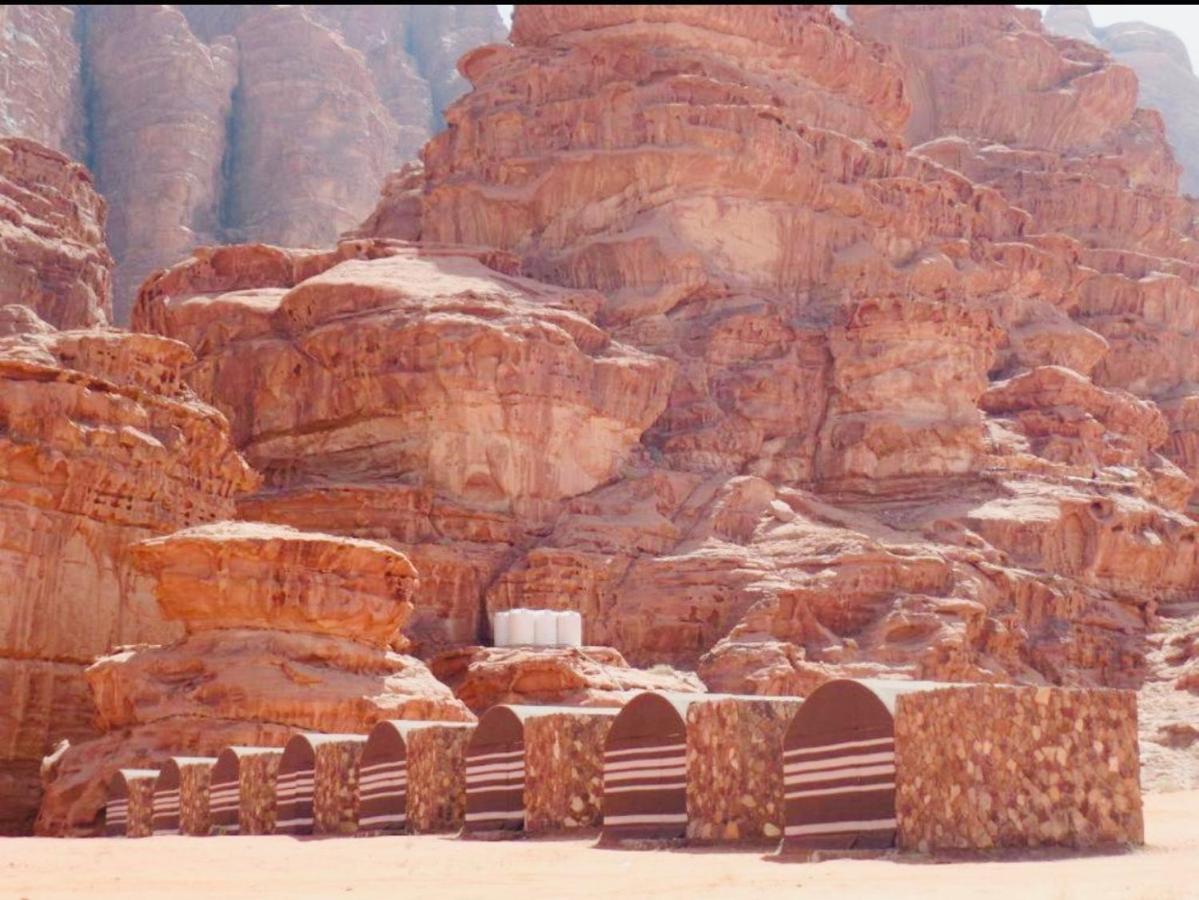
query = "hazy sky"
xmin=497 ymin=5 xmax=1199 ymax=71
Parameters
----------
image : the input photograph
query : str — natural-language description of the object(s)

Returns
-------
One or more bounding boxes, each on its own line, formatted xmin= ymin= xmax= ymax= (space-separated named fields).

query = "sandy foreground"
xmin=2 ymin=791 xmax=1197 ymax=900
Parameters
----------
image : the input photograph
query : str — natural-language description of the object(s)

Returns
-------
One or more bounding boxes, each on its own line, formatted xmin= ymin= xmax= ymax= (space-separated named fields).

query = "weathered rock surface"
xmin=222 ymin=6 xmax=395 ymax=251
xmin=128 ymin=522 xmax=418 ymax=646
xmin=1043 ymin=6 xmax=1199 ymax=197
xmin=82 ymin=5 xmax=236 ymax=320
xmin=430 ymin=646 xmax=704 ymax=713
xmin=0 ymin=138 xmax=111 ymax=328
xmin=133 ymin=3 xmax=1199 ymax=796
xmin=36 ymin=522 xmax=472 ymax=836
xmin=0 ymin=5 xmax=508 ymax=321
xmin=0 ymin=313 xmax=254 ymax=833
xmin=0 ymin=6 xmax=85 ymax=159
xmin=135 ymin=241 xmax=672 ymax=653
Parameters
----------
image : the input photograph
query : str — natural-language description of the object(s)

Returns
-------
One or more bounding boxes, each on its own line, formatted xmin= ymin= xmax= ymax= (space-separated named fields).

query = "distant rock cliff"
xmin=1044 ymin=5 xmax=1199 ymax=196
xmin=0 ymin=4 xmax=508 ymax=321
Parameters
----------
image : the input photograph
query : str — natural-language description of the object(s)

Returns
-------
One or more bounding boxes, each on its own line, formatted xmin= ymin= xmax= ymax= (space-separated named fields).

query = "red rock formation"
xmin=0 ymin=5 xmax=508 ymax=321
xmin=134 ymin=241 xmax=671 ymax=653
xmin=134 ymin=4 xmax=1199 ymax=795
xmin=1044 ymin=6 xmax=1199 ymax=197
xmin=82 ymin=5 xmax=237 ymax=322
xmin=429 ymin=646 xmax=704 ymax=713
xmin=0 ymin=138 xmax=111 ymax=328
xmin=0 ymin=6 xmax=84 ymax=159
xmin=425 ymin=4 xmax=1199 ymax=787
xmin=222 ymin=6 xmax=395 ymax=249
xmin=0 ymin=314 xmax=255 ymax=833
xmin=36 ymin=522 xmax=472 ymax=836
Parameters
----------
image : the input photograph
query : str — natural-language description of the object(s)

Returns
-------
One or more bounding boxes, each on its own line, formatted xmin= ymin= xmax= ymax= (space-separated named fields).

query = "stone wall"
xmin=894 ymin=685 xmax=1143 ymax=851
xmin=685 ymin=697 xmax=800 ymax=844
xmin=524 ymin=712 xmax=615 ymax=834
xmin=405 ymin=724 xmax=474 ymax=833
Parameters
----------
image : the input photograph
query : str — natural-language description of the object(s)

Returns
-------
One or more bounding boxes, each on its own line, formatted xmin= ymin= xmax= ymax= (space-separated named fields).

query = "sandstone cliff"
xmin=152 ymin=4 xmax=1199 ymax=791
xmin=0 ymin=138 xmax=111 ymax=328
xmin=36 ymin=522 xmax=473 ymax=836
xmin=1044 ymin=5 xmax=1199 ymax=197
xmin=8 ymin=4 xmax=1199 ymax=832
xmin=133 ymin=240 xmax=673 ymax=656
xmin=0 ymin=4 xmax=508 ymax=322
xmin=0 ymin=304 xmax=256 ymax=833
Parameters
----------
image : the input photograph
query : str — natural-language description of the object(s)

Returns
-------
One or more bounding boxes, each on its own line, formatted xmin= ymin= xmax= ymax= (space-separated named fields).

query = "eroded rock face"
xmin=0 ymin=5 xmax=508 ymax=321
xmin=82 ymin=5 xmax=237 ymax=320
xmin=1043 ymin=6 xmax=1199 ymax=197
xmin=0 ymin=317 xmax=255 ymax=834
xmin=134 ymin=241 xmax=672 ymax=652
xmin=425 ymin=3 xmax=1199 ymax=787
xmin=0 ymin=6 xmax=85 ymax=159
xmin=129 ymin=522 xmax=418 ymax=645
xmin=0 ymin=139 xmax=111 ymax=328
xmin=137 ymin=4 xmax=1199 ymax=793
xmin=36 ymin=522 xmax=472 ymax=836
xmin=223 ymin=6 xmax=396 ymax=250
xmin=429 ymin=646 xmax=704 ymax=713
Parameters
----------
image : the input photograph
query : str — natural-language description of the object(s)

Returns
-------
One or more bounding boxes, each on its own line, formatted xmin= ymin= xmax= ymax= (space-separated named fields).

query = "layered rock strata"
xmin=81 ymin=5 xmax=236 ymax=315
xmin=0 ymin=138 xmax=112 ymax=328
xmin=36 ymin=522 xmax=472 ymax=836
xmin=0 ymin=6 xmax=85 ymax=158
xmin=0 ymin=309 xmax=254 ymax=834
xmin=137 ymin=3 xmax=1199 ymax=792
xmin=1043 ymin=6 xmax=1199 ymax=196
xmin=0 ymin=5 xmax=507 ymax=321
xmin=134 ymin=241 xmax=673 ymax=655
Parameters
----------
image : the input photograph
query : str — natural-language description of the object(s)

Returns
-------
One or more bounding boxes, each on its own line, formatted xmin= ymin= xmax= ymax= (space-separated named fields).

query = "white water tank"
xmin=508 ymin=608 xmax=535 ymax=646
xmin=556 ymin=611 xmax=583 ymax=647
xmin=533 ymin=609 xmax=558 ymax=646
xmin=493 ymin=610 xmax=511 ymax=647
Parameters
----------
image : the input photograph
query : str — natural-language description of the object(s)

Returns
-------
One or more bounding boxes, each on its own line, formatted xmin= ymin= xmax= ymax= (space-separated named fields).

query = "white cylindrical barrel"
xmin=493 ymin=610 xmax=511 ymax=647
xmin=508 ymin=608 xmax=535 ymax=646
xmin=556 ymin=611 xmax=583 ymax=647
xmin=533 ymin=609 xmax=558 ymax=647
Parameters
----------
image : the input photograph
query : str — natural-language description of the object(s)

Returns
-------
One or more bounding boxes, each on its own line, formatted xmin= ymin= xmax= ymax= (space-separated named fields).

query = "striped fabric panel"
xmin=275 ymin=770 xmax=314 ymax=801
xmin=358 ymin=811 xmax=407 ymax=828
xmin=602 ymin=741 xmax=688 ymax=836
xmin=599 ymin=747 xmax=685 ymax=762
xmin=357 ymin=768 xmax=406 ymax=785
xmin=468 ymin=748 xmax=525 ymax=764
xmin=464 ymin=747 xmax=524 ymax=831
xmin=275 ymin=769 xmax=315 ymax=832
xmin=784 ymin=817 xmax=897 ymax=837
xmin=358 ymin=758 xmax=408 ymax=832
xmin=106 ymin=800 xmax=129 ymax=834
xmin=783 ymin=736 xmax=894 ymax=760
xmin=153 ymin=790 xmax=181 ymax=835
xmin=208 ymin=782 xmax=240 ymax=810
xmin=208 ymin=779 xmax=241 ymax=833
xmin=784 ymin=732 xmax=897 ymax=849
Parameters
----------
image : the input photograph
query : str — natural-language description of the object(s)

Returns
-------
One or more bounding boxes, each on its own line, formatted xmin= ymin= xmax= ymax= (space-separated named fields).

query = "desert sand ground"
xmin=3 ymin=791 xmax=1196 ymax=900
